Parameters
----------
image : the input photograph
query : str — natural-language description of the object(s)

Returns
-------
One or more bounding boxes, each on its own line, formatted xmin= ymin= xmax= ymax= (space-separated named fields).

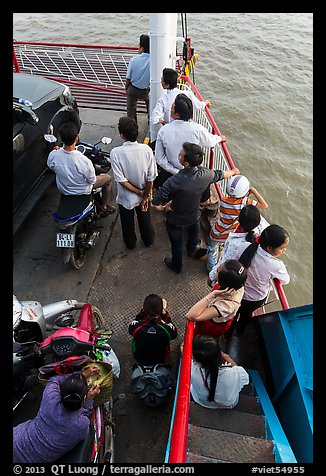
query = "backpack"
xmin=130 ymin=364 xmax=174 ymax=407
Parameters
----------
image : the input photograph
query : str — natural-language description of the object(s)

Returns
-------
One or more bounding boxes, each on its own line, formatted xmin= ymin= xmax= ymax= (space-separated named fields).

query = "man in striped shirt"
xmin=206 ymin=175 xmax=268 ymax=273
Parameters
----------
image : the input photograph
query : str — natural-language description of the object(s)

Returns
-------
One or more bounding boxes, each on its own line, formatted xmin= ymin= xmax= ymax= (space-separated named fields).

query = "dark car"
xmin=13 ymin=73 xmax=81 ymax=235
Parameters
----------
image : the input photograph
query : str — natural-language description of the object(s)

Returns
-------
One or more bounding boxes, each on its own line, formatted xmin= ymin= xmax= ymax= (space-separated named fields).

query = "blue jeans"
xmin=165 ymin=218 xmax=200 ymax=270
xmin=206 ymin=235 xmax=219 ymax=273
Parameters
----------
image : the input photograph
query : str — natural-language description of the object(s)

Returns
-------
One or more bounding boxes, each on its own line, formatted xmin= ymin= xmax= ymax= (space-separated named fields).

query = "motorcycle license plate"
xmin=56 ymin=233 xmax=75 ymax=248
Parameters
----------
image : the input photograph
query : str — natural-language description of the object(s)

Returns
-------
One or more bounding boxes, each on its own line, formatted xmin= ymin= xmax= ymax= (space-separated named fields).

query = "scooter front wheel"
xmin=92 ymin=306 xmax=105 ymax=329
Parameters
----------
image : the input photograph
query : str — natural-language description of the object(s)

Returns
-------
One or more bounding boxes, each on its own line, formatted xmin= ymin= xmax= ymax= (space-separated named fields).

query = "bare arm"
xmin=140 ymin=181 xmax=154 ymax=211
xmin=120 ymin=180 xmax=143 ymax=196
xmin=249 ymin=186 xmax=268 ymax=209
xmin=186 ymin=289 xmax=233 ymax=321
xmin=221 ymin=351 xmax=237 ymax=367
xmin=223 ymin=167 xmax=240 ymax=179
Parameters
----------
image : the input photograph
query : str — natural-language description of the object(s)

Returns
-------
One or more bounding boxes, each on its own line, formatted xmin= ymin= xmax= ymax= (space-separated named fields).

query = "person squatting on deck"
xmin=185 ymin=335 xmax=249 ymax=409
xmin=47 ymin=122 xmax=115 ymax=217
xmin=110 ymin=116 xmax=157 ymax=249
xmin=13 ymin=366 xmax=100 ymax=463
xmin=125 ymin=34 xmax=150 ymax=126
xmin=128 ymin=293 xmax=177 ymax=366
xmin=151 ymin=142 xmax=239 ymax=273
xmin=153 ymin=93 xmax=226 ymax=190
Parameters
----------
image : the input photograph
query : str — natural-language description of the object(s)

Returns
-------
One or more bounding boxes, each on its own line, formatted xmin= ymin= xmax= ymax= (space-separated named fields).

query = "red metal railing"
xmin=167 ymin=76 xmax=291 ymax=464
xmin=12 ymin=42 xmax=290 ymax=462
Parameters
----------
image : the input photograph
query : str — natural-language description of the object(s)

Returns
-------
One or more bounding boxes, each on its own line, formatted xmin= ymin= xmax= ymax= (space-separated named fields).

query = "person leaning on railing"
xmin=153 ymin=93 xmax=226 ymax=190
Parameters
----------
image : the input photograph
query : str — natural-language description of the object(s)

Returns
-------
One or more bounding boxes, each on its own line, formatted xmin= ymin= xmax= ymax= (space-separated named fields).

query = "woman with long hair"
xmin=225 ymin=224 xmax=290 ymax=339
xmin=128 ymin=293 xmax=177 ymax=365
xmin=190 ymin=335 xmax=249 ymax=409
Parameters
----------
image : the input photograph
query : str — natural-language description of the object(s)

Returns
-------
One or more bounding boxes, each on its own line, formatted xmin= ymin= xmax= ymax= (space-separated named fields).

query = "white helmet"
xmin=226 ymin=175 xmax=250 ymax=198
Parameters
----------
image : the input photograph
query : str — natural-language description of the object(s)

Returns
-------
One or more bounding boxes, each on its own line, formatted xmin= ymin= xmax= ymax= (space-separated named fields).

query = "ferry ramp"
xmin=78 ymin=108 xmax=265 ymax=463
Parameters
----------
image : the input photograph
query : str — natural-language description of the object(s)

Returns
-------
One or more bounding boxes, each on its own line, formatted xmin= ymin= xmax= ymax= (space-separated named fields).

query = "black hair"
xmin=140 ymin=34 xmax=150 ymax=53
xmin=162 ymin=68 xmax=178 ymax=89
xmin=239 ymin=224 xmax=289 ymax=269
xmin=217 ymin=259 xmax=247 ymax=290
xmin=60 ymin=373 xmax=88 ymax=411
xmin=182 ymin=142 xmax=204 ymax=167
xmin=238 ymin=205 xmax=261 ymax=243
xmin=118 ymin=116 xmax=139 ymax=142
xmin=174 ymin=93 xmax=193 ymax=121
xmin=59 ymin=122 xmax=79 ymax=146
xmin=192 ymin=335 xmax=222 ymax=402
xmin=143 ymin=294 xmax=163 ymax=318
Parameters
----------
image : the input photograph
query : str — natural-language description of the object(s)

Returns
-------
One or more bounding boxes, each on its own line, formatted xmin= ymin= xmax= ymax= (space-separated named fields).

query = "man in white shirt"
xmin=151 ymin=67 xmax=211 ymax=126
xmin=47 ymin=122 xmax=115 ymax=216
xmin=110 ymin=116 xmax=158 ymax=249
xmin=154 ymin=93 xmax=226 ymax=189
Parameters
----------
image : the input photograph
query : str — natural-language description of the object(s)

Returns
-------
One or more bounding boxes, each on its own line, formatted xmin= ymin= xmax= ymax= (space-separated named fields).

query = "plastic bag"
xmin=83 ymin=360 xmax=113 ymax=406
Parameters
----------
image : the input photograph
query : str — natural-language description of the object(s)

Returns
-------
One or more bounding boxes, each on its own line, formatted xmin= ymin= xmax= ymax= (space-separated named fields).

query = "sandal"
xmin=99 ymin=205 xmax=116 ymax=217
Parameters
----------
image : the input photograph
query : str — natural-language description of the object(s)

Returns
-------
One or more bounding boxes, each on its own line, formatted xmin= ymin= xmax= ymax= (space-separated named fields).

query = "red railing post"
xmin=13 ymin=47 xmax=20 ymax=72
xmin=168 ymin=321 xmax=194 ymax=463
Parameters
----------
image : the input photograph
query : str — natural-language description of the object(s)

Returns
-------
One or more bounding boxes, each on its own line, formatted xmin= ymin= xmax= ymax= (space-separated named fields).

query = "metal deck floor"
xmin=13 ymin=107 xmax=265 ymax=463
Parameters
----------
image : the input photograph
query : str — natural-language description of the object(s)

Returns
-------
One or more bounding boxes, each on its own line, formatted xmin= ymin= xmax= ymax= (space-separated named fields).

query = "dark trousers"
xmin=154 ymin=166 xmax=173 ymax=189
xmin=165 ymin=218 xmax=200 ymax=270
xmin=225 ymin=296 xmax=267 ymax=339
xmin=119 ymin=204 xmax=154 ymax=249
xmin=126 ymin=84 xmax=149 ymax=125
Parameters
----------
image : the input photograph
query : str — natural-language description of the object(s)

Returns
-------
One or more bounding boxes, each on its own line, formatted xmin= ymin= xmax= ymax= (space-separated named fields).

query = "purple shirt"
xmin=13 ymin=373 xmax=93 ymax=463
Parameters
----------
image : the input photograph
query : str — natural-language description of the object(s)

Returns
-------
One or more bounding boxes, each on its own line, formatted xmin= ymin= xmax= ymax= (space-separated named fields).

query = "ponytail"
xmin=206 ymin=361 xmax=220 ymax=402
xmin=245 ymin=230 xmax=257 ymax=243
xmin=192 ymin=335 xmax=222 ymax=403
xmin=238 ymin=242 xmax=259 ymax=269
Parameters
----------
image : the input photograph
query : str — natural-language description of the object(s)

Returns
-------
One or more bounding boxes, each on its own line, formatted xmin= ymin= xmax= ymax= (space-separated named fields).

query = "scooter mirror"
xmin=44 ymin=134 xmax=57 ymax=143
xmin=101 ymin=137 xmax=112 ymax=145
xmin=76 ymin=144 xmax=86 ymax=154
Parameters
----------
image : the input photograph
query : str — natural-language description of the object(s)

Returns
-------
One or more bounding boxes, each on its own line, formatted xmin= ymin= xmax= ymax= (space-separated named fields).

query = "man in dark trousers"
xmin=151 ymin=142 xmax=239 ymax=273
xmin=125 ymin=34 xmax=150 ymax=126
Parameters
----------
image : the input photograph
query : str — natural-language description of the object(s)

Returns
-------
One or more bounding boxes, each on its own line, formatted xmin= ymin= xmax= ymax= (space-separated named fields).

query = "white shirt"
xmin=191 ymin=360 xmax=249 ymax=409
xmin=151 ymin=88 xmax=206 ymax=125
xmin=243 ymin=246 xmax=290 ymax=301
xmin=110 ymin=141 xmax=157 ymax=210
xmin=155 ymin=120 xmax=223 ymax=175
xmin=209 ymin=216 xmax=270 ymax=285
xmin=47 ymin=148 xmax=96 ymax=195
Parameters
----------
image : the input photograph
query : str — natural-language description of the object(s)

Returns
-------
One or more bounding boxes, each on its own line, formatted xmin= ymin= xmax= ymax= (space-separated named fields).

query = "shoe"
xmin=164 ymin=256 xmax=181 ymax=273
xmin=194 ymin=247 xmax=207 ymax=260
xmin=99 ymin=205 xmax=116 ymax=217
xmin=188 ymin=246 xmax=207 ymax=259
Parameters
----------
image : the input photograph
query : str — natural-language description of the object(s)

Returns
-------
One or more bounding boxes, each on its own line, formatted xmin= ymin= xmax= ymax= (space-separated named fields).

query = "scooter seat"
xmin=55 ymin=194 xmax=93 ymax=220
xmin=54 ymin=426 xmax=93 ymax=463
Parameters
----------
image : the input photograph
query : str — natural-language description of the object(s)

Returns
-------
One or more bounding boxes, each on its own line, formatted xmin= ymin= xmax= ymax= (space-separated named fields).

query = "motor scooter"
xmin=13 ymin=302 xmax=119 ymax=463
xmin=46 ymin=135 xmax=113 ymax=270
xmin=13 ymin=294 xmax=105 ymax=411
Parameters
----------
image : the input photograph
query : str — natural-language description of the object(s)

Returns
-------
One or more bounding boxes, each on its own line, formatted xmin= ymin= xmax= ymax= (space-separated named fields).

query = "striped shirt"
xmin=210 ymin=196 xmax=257 ymax=242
